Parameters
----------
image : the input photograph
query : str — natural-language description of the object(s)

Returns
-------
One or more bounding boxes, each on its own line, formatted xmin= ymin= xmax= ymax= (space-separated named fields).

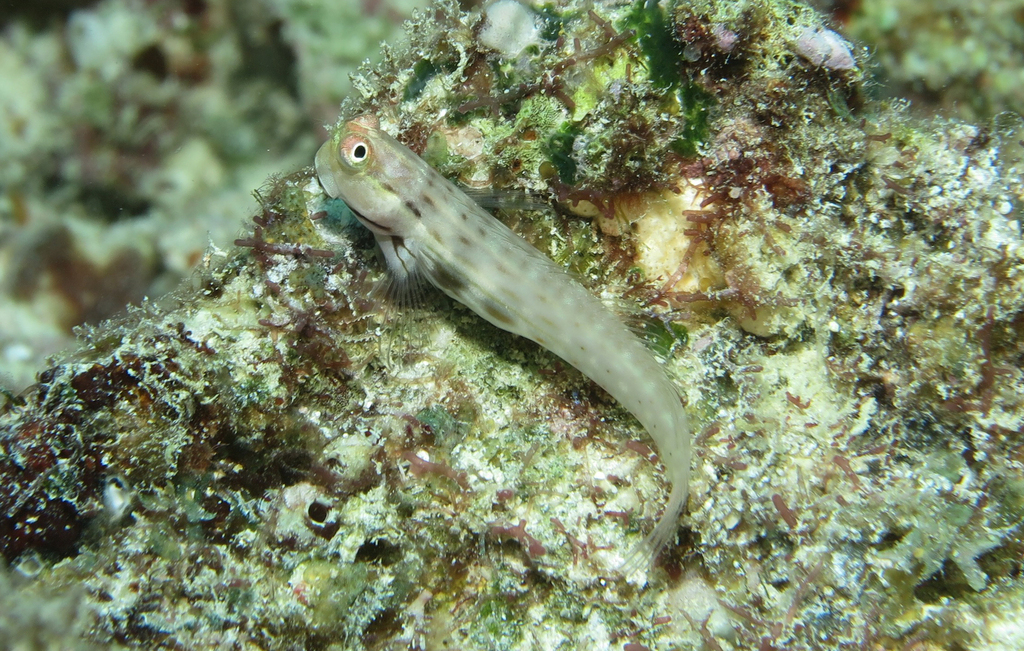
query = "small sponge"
xmin=479 ymin=0 xmax=542 ymax=58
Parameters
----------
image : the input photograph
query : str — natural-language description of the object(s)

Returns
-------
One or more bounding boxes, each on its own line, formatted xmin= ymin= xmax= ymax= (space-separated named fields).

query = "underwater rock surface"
xmin=1 ymin=0 xmax=1023 ymax=649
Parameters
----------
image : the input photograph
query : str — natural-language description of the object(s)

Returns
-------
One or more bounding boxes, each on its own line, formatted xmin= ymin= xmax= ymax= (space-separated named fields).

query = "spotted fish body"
xmin=315 ymin=114 xmax=691 ymax=564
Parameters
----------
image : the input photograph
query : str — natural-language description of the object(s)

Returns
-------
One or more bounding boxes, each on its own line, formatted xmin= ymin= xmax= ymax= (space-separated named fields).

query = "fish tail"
xmin=620 ymin=481 xmax=689 ymax=577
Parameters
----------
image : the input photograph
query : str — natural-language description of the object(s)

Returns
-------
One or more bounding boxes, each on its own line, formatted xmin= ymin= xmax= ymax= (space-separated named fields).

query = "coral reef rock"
xmin=1 ymin=0 xmax=1023 ymax=649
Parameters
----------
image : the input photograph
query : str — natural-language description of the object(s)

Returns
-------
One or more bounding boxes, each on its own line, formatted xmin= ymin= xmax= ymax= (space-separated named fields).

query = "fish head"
xmin=315 ymin=113 xmax=419 ymax=237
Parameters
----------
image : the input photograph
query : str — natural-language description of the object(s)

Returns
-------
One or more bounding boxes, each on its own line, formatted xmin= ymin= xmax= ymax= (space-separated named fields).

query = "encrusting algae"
xmin=1 ymin=0 xmax=1024 ymax=649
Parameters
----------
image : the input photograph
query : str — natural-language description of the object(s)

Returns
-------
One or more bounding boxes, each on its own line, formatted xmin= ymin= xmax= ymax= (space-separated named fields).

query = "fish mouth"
xmin=350 ymin=207 xmax=393 ymax=235
xmin=314 ymin=140 xmax=343 ymax=197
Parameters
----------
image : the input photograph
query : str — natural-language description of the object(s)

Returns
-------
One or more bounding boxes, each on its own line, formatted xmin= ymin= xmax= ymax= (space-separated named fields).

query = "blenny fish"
xmin=314 ymin=114 xmax=691 ymax=566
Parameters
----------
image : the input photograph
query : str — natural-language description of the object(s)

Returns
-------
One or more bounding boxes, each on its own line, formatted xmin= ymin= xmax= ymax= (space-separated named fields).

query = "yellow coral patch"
xmin=633 ymin=181 xmax=724 ymax=293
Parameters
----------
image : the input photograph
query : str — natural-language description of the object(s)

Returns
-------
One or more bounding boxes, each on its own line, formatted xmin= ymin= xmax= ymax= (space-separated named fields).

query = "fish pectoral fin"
xmin=375 ymin=235 xmax=432 ymax=309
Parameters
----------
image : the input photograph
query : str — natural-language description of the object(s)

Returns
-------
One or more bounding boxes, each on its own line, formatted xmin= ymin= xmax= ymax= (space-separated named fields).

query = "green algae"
xmin=543 ymin=122 xmax=581 ymax=185
xmin=671 ymin=81 xmax=715 ymax=157
xmin=536 ymin=3 xmax=568 ymax=41
xmin=403 ymin=59 xmax=439 ymax=102
xmin=623 ymin=0 xmax=685 ymax=91
xmin=637 ymin=316 xmax=689 ymax=359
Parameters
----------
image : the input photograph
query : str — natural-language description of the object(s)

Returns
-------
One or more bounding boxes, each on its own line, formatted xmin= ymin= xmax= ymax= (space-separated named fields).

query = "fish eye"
xmin=348 ymin=140 xmax=369 ymax=163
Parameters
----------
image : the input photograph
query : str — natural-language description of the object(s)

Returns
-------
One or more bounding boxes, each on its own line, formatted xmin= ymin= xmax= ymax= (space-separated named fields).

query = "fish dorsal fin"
xmin=462 ymin=188 xmax=552 ymax=212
